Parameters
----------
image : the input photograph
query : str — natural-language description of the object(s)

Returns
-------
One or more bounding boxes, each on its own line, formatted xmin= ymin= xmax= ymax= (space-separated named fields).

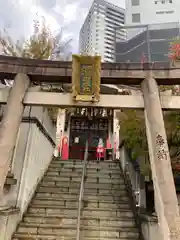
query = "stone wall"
xmin=0 ymin=106 xmax=56 ymax=240
xmin=141 ymin=215 xmax=161 ymax=240
xmin=140 ymin=193 xmax=180 ymax=240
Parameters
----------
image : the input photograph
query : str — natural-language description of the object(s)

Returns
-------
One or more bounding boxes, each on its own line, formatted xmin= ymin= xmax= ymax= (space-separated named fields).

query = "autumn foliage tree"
xmin=0 ymin=17 xmax=72 ymax=122
xmin=0 ymin=17 xmax=72 ymax=60
xmin=168 ymin=37 xmax=180 ymax=62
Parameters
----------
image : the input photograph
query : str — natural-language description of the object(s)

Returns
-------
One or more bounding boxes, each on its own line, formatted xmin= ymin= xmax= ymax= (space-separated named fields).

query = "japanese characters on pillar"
xmin=72 ymin=55 xmax=101 ymax=102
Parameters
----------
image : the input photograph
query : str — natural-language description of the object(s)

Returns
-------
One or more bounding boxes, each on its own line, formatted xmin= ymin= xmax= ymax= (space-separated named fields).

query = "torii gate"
xmin=0 ymin=55 xmax=180 ymax=239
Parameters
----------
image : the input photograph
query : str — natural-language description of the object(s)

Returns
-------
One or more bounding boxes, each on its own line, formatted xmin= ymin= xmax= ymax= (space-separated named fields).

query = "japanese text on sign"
xmin=80 ymin=65 xmax=93 ymax=94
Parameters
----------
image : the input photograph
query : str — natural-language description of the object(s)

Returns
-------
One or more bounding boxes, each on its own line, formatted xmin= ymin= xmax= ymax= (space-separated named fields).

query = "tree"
xmin=0 ymin=17 xmax=72 ymax=122
xmin=119 ymin=109 xmax=148 ymax=160
xmin=0 ymin=17 xmax=72 ymax=60
xmin=118 ymin=39 xmax=180 ymax=177
xmin=119 ymin=102 xmax=180 ymax=178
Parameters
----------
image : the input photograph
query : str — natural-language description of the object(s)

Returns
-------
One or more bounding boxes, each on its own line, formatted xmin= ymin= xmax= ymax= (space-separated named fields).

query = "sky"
xmin=0 ymin=0 xmax=125 ymax=53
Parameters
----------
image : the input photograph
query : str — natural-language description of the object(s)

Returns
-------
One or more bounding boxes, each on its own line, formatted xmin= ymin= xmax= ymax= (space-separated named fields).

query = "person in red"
xmin=61 ymin=136 xmax=69 ymax=160
xmin=96 ymin=138 xmax=105 ymax=161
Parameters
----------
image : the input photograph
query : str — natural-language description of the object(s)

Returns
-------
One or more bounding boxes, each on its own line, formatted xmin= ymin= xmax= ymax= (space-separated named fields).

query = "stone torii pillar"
xmin=141 ymin=74 xmax=180 ymax=240
xmin=0 ymin=73 xmax=30 ymax=198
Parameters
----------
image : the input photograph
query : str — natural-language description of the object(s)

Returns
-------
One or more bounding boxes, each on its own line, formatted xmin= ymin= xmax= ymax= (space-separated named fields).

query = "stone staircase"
xmin=12 ymin=159 xmax=140 ymax=240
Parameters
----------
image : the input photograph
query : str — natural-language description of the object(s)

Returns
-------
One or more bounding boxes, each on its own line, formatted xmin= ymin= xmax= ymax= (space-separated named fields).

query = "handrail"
xmin=76 ymin=140 xmax=88 ymax=240
xmin=119 ymin=141 xmax=145 ymax=209
xmin=119 ymin=141 xmax=146 ymax=240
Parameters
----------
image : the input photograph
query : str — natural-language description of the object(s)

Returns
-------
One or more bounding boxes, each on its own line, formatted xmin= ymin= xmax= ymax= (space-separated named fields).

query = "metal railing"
xmin=76 ymin=140 xmax=88 ymax=240
xmin=119 ymin=143 xmax=144 ymax=209
xmin=125 ymin=156 xmax=141 ymax=208
xmin=118 ymin=142 xmax=146 ymax=240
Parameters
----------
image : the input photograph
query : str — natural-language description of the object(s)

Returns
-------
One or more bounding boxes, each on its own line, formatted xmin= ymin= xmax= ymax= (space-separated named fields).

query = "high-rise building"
xmin=125 ymin=0 xmax=180 ymax=37
xmin=79 ymin=0 xmax=125 ymax=62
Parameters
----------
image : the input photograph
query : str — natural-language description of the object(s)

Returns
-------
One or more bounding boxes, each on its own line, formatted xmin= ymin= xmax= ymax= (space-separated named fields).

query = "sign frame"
xmin=72 ymin=55 xmax=101 ymax=102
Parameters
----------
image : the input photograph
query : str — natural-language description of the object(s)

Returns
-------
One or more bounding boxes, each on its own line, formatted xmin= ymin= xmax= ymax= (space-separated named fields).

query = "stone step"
xmin=12 ymin=159 xmax=139 ymax=240
xmin=43 ymin=175 xmax=123 ymax=183
xmin=35 ymin=192 xmax=79 ymax=200
xmin=35 ymin=192 xmax=129 ymax=202
xmin=46 ymin=171 xmax=82 ymax=177
xmin=23 ymin=215 xmax=77 ymax=225
xmin=35 ymin=195 xmax=129 ymax=204
xmin=85 ymin=183 xmax=125 ymax=190
xmin=31 ymin=199 xmax=78 ymax=208
xmin=46 ymin=169 xmax=121 ymax=178
xmin=16 ymin=223 xmax=138 ymax=238
xmin=86 ymin=172 xmax=121 ymax=178
xmin=85 ymin=178 xmax=123 ymax=184
xmin=40 ymin=181 xmax=125 ymax=190
xmin=53 ymin=158 xmax=82 ymax=162
xmin=50 ymin=162 xmax=120 ymax=169
xmin=37 ymin=186 xmax=80 ymax=194
xmin=83 ymin=228 xmax=139 ymax=238
xmin=48 ymin=165 xmax=120 ymax=172
xmin=44 ymin=175 xmax=123 ymax=184
xmin=13 ymin=234 xmax=138 ymax=240
xmin=83 ymin=209 xmax=133 ymax=218
xmin=28 ymin=206 xmax=133 ymax=218
xmin=51 ymin=160 xmax=119 ymax=168
xmin=23 ymin=214 xmax=135 ymax=228
xmin=28 ymin=206 xmax=78 ymax=216
xmin=44 ymin=175 xmax=82 ymax=182
xmin=30 ymin=202 xmax=131 ymax=211
xmin=85 ymin=188 xmax=127 ymax=195
xmin=48 ymin=166 xmax=121 ymax=175
xmin=31 ymin=199 xmax=130 ymax=209
xmin=16 ymin=223 xmax=76 ymax=235
xmin=37 ymin=186 xmax=127 ymax=195
xmin=47 ymin=166 xmax=121 ymax=177
xmin=40 ymin=181 xmax=81 ymax=188
xmin=49 ymin=164 xmax=83 ymax=170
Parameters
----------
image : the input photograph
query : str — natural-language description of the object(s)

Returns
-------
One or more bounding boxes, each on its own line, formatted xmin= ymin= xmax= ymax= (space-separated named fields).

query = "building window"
xmin=131 ymin=0 xmax=140 ymax=6
xmin=132 ymin=13 xmax=140 ymax=23
xmin=156 ymin=10 xmax=174 ymax=14
xmin=156 ymin=11 xmax=164 ymax=14
xmin=155 ymin=0 xmax=172 ymax=3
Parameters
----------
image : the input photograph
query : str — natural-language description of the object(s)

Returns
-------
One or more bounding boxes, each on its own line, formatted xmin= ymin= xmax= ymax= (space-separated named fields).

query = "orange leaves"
xmin=169 ymin=39 xmax=180 ymax=61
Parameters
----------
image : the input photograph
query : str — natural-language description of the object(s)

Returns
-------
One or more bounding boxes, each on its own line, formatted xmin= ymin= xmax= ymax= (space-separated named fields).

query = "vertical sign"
xmin=80 ymin=64 xmax=93 ymax=95
xmin=72 ymin=55 xmax=101 ymax=102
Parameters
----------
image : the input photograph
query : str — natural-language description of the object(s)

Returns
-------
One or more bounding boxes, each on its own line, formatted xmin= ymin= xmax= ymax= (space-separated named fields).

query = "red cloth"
xmin=96 ymin=146 xmax=105 ymax=158
xmin=61 ymin=136 xmax=69 ymax=160
xmin=106 ymin=138 xmax=111 ymax=148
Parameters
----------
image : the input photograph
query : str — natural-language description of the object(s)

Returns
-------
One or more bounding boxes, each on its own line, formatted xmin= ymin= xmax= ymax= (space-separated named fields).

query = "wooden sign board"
xmin=72 ymin=55 xmax=101 ymax=102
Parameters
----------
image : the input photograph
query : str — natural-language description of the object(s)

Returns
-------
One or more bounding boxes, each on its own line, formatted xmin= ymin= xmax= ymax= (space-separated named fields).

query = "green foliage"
xmin=119 ymin=110 xmax=148 ymax=160
xmin=119 ymin=108 xmax=180 ymax=173
xmin=164 ymin=111 xmax=180 ymax=146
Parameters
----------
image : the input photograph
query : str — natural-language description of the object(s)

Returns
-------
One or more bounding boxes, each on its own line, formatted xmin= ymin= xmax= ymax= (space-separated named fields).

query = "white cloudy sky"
xmin=0 ymin=0 xmax=125 ymax=53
